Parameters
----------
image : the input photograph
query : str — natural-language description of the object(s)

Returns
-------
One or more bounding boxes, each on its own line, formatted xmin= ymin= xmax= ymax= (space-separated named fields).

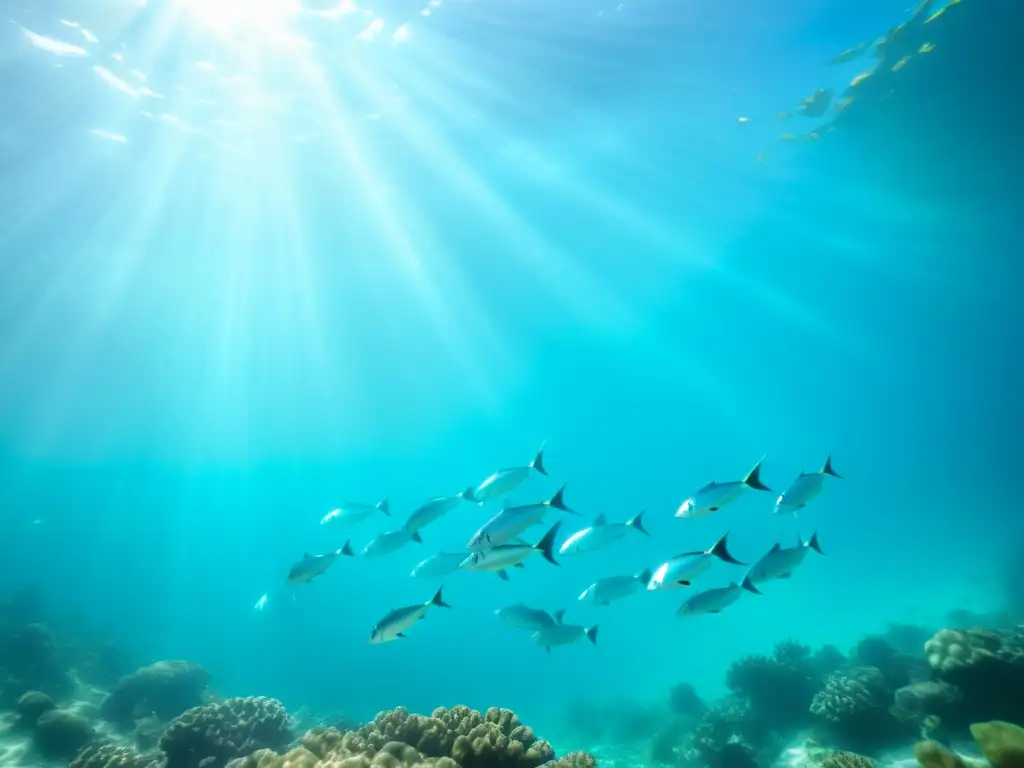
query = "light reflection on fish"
xmin=471 ymin=442 xmax=547 ymax=503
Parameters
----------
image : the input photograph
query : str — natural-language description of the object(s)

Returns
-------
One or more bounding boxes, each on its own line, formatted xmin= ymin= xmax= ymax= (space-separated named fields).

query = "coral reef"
xmin=816 ymin=751 xmax=876 ymax=768
xmin=924 ymin=627 xmax=1024 ymax=724
xmin=14 ymin=689 xmax=56 ymax=726
xmin=725 ymin=640 xmax=823 ymax=731
xmin=101 ymin=660 xmax=213 ymax=724
xmin=33 ymin=707 xmax=97 ymax=758
xmin=810 ymin=666 xmax=910 ymax=749
xmin=70 ymin=742 xmax=167 ymax=768
xmin=914 ymin=718 xmax=1024 ymax=768
xmin=214 ymin=706 xmax=579 ymax=768
xmin=969 ymin=720 xmax=1024 ymax=768
xmin=0 ymin=621 xmax=74 ymax=703
xmin=668 ymin=684 xmax=705 ymax=719
xmin=159 ymin=696 xmax=294 ymax=768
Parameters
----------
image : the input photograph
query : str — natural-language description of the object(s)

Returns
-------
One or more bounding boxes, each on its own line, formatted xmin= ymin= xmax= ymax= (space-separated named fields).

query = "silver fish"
xmin=744 ymin=532 xmax=825 ymax=589
xmin=467 ymin=486 xmax=575 ymax=550
xmin=410 ymin=551 xmax=468 ymax=579
xmin=460 ymin=521 xmax=561 ymax=580
xmin=530 ymin=622 xmax=598 ymax=652
xmin=677 ymin=576 xmax=761 ymax=616
xmin=647 ymin=532 xmax=744 ymax=592
xmin=369 ymin=587 xmax=451 ymax=644
xmin=403 ymin=488 xmax=476 ymax=533
xmin=578 ymin=568 xmax=653 ymax=606
xmin=320 ymin=497 xmax=390 ymax=526
xmin=361 ymin=528 xmax=423 ymax=558
xmin=675 ymin=457 xmax=772 ymax=518
xmin=495 ymin=603 xmax=566 ymax=631
xmin=558 ymin=510 xmax=649 ymax=556
xmin=471 ymin=442 xmax=548 ymax=502
xmin=773 ymin=455 xmax=842 ymax=516
xmin=286 ymin=542 xmax=354 ymax=585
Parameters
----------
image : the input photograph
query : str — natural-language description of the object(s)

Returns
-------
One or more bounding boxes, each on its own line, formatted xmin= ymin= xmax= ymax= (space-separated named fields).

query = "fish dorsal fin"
xmin=593 ymin=513 xmax=607 ymax=526
xmin=699 ymin=481 xmax=717 ymax=491
xmin=672 ymin=550 xmax=705 ymax=560
xmin=796 ymin=534 xmax=804 ymax=547
xmin=770 ymin=543 xmax=782 ymax=553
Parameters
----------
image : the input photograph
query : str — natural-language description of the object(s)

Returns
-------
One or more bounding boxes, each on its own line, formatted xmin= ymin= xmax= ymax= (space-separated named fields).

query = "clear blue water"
xmin=1 ymin=0 xmax=1021 ymax=749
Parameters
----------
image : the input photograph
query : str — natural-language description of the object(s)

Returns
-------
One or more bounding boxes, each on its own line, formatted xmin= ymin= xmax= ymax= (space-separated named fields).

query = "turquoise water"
xmin=1 ymin=0 xmax=1021 ymax=753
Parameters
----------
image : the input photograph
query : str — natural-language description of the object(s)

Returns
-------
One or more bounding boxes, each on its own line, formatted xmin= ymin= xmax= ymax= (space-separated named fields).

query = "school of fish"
xmin=280 ymin=444 xmax=842 ymax=650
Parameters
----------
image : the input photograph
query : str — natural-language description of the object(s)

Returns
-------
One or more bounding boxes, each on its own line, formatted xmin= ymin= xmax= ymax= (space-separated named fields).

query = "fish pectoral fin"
xmin=778 ymin=573 xmax=793 ymax=579
xmin=397 ymin=633 xmax=407 ymax=638
xmin=513 ymin=562 xmax=526 ymax=569
xmin=710 ymin=610 xmax=721 ymax=614
xmin=497 ymin=570 xmax=510 ymax=581
xmin=545 ymin=646 xmax=551 ymax=653
xmin=708 ymin=506 xmax=720 ymax=512
xmin=677 ymin=580 xmax=692 ymax=586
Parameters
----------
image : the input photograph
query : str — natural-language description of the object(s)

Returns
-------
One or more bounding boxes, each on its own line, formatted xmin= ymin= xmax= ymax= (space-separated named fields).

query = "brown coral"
xmin=235 ymin=707 xmax=578 ymax=768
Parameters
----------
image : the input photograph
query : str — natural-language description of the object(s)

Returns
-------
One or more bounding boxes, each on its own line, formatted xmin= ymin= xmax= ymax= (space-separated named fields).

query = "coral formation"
xmin=214 ymin=706 xmax=579 ymax=768
xmin=15 ymin=689 xmax=56 ymax=725
xmin=101 ymin=660 xmax=212 ymax=724
xmin=1 ymin=621 xmax=73 ymax=702
xmin=160 ymin=696 xmax=294 ymax=768
xmin=71 ymin=742 xmax=167 ymax=768
xmin=924 ymin=627 xmax=1024 ymax=723
xmin=668 ymin=683 xmax=705 ymax=718
xmin=969 ymin=720 xmax=1024 ymax=768
xmin=725 ymin=639 xmax=823 ymax=730
xmin=33 ymin=707 xmax=97 ymax=758
xmin=817 ymin=751 xmax=876 ymax=768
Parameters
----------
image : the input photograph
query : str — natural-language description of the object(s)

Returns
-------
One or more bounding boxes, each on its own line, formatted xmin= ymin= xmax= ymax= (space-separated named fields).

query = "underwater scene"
xmin=1 ymin=0 xmax=1023 ymax=767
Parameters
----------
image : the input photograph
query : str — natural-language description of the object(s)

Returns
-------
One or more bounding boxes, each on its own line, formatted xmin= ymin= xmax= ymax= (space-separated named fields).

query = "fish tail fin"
xmin=743 ymin=456 xmax=772 ymax=492
xmin=531 ymin=441 xmax=548 ymax=476
xmin=808 ymin=531 xmax=825 ymax=555
xmin=638 ymin=567 xmax=653 ymax=586
xmin=461 ymin=486 xmax=478 ymax=503
xmin=536 ymin=521 xmax=562 ymax=565
xmin=553 ymin=608 xmax=566 ymax=624
xmin=377 ymin=498 xmax=391 ymax=516
xmin=711 ymin=531 xmax=745 ymax=565
xmin=431 ymin=587 xmax=451 ymax=609
xmin=822 ymin=454 xmax=842 ymax=478
xmin=411 ymin=530 xmax=424 ymax=544
xmin=741 ymin=575 xmax=763 ymax=595
xmin=340 ymin=540 xmax=354 ymax=557
xmin=548 ymin=484 xmax=575 ymax=514
xmin=627 ymin=510 xmax=649 ymax=535
xmin=585 ymin=625 xmax=599 ymax=646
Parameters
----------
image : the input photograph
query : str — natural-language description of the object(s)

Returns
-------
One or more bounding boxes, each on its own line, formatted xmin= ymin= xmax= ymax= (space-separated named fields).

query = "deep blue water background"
xmin=1 ymin=0 xmax=1021 ymax=744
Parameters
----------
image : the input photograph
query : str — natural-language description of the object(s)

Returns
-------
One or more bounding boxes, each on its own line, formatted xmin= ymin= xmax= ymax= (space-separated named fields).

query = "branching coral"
xmin=159 ymin=696 xmax=294 ymax=768
xmin=684 ymin=697 xmax=766 ymax=768
xmin=725 ymin=640 xmax=821 ymax=730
